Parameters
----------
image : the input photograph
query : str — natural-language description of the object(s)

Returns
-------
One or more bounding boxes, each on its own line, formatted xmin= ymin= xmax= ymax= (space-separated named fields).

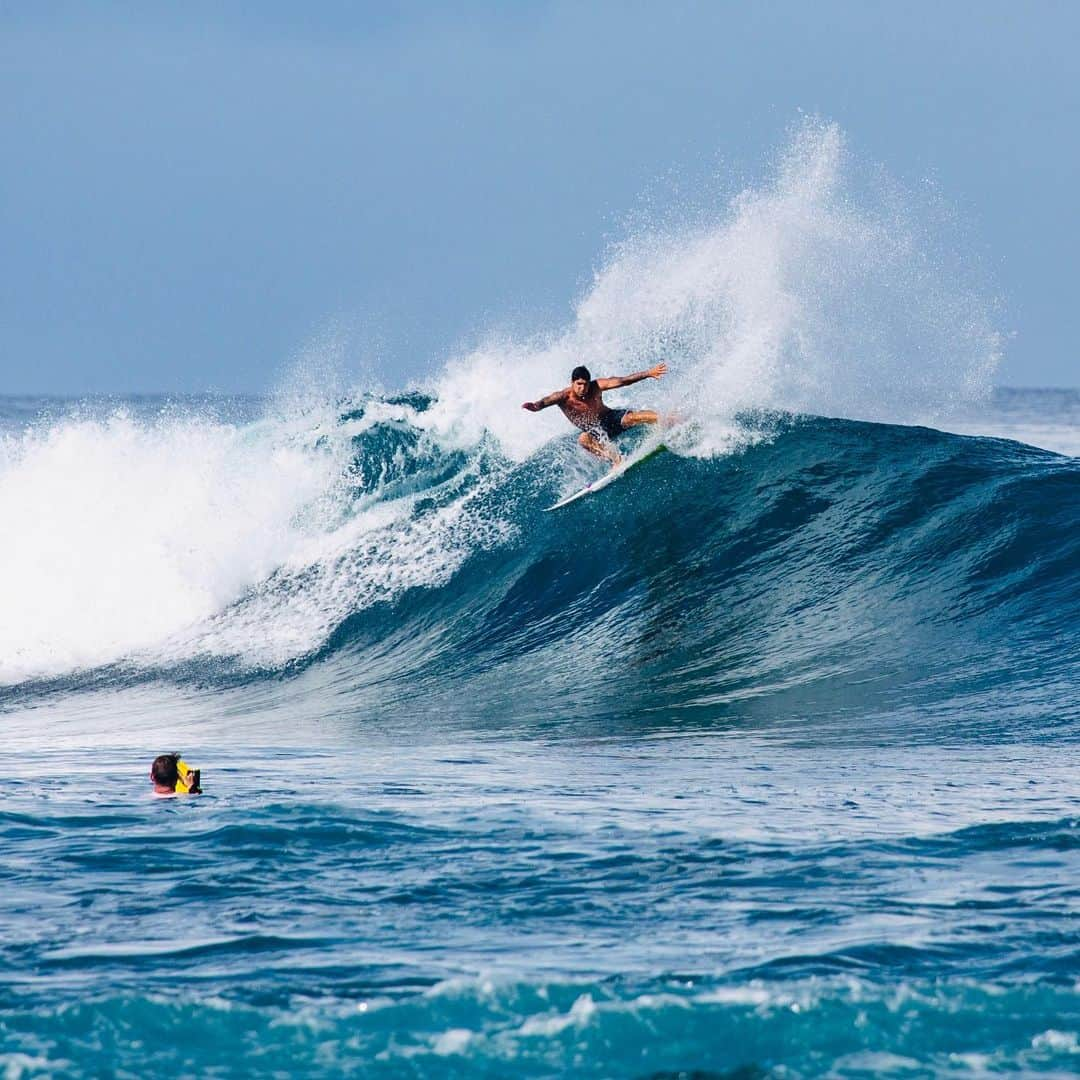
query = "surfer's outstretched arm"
xmin=595 ymin=362 xmax=667 ymax=390
xmin=522 ymin=389 xmax=568 ymax=412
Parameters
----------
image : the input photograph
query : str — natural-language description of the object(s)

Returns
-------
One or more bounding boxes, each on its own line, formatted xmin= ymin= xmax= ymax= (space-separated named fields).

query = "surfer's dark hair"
xmin=571 ymin=366 xmax=591 ymax=383
xmin=151 ymin=753 xmax=180 ymax=787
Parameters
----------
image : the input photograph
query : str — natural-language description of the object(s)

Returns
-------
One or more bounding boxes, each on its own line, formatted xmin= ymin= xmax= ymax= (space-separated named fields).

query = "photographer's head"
xmin=150 ymin=753 xmax=202 ymax=796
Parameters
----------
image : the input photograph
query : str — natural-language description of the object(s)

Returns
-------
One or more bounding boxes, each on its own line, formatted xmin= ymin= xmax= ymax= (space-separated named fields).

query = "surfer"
xmin=522 ymin=362 xmax=668 ymax=467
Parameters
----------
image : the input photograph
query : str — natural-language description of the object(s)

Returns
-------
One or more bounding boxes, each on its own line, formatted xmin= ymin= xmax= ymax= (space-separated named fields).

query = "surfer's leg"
xmin=624 ymin=409 xmax=686 ymax=429
xmin=578 ymin=431 xmax=622 ymax=467
xmin=620 ymin=409 xmax=659 ymax=428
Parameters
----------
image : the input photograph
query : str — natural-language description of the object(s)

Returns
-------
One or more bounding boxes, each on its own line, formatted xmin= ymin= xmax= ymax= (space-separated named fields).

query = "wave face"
xmin=2 ymin=396 xmax=1078 ymax=742
xmin=0 ymin=120 xmax=1020 ymax=712
xmin=315 ymin=410 xmax=1080 ymax=743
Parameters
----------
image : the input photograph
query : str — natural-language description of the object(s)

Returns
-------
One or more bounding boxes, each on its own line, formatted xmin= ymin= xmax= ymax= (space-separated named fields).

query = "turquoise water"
xmin=4 ymin=738 xmax=1078 ymax=1076
xmin=2 ymin=388 xmax=1078 ymax=1077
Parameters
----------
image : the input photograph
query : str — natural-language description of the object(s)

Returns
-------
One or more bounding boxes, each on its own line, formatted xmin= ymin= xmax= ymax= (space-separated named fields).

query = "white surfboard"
xmin=544 ymin=443 xmax=667 ymax=511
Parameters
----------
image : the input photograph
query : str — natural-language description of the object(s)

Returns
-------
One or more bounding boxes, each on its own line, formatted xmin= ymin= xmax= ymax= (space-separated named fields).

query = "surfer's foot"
xmin=601 ymin=443 xmax=623 ymax=469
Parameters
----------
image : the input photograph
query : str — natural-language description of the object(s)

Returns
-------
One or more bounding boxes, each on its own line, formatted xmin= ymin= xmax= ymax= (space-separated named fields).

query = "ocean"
xmin=2 ymin=126 xmax=1078 ymax=1076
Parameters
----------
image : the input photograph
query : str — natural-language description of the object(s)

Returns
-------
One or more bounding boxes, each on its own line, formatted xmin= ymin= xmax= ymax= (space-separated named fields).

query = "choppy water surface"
xmin=3 ymin=737 xmax=1078 ymax=1077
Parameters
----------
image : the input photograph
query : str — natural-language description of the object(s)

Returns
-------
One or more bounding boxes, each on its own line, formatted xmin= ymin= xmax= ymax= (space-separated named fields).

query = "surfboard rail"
xmin=544 ymin=443 xmax=667 ymax=511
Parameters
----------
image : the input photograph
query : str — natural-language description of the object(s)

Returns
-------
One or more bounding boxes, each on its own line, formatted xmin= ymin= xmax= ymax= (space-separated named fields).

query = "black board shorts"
xmin=594 ymin=409 xmax=628 ymax=441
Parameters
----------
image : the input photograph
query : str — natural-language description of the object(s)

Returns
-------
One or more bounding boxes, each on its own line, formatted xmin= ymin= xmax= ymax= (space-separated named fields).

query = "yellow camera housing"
xmin=174 ymin=759 xmax=201 ymax=794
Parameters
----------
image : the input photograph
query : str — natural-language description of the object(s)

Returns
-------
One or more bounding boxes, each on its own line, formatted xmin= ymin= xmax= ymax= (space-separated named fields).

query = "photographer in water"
xmin=149 ymin=753 xmax=202 ymax=796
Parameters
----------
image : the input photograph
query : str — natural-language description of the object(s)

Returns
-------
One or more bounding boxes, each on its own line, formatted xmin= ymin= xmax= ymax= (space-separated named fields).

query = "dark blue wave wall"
xmin=6 ymin=405 xmax=1077 ymax=741
xmin=309 ymin=414 xmax=1080 ymax=740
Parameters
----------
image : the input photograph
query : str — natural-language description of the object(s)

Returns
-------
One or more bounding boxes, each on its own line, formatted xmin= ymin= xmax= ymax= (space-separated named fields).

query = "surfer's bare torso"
xmin=553 ymin=380 xmax=614 ymax=434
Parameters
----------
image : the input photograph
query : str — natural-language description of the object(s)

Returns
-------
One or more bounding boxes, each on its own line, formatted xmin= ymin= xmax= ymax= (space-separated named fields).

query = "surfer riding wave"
xmin=522 ymin=362 xmax=668 ymax=467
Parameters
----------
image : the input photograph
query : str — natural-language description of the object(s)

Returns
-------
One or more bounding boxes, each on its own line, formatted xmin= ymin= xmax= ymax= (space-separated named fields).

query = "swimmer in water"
xmin=522 ymin=362 xmax=668 ymax=467
xmin=150 ymin=753 xmax=202 ymax=796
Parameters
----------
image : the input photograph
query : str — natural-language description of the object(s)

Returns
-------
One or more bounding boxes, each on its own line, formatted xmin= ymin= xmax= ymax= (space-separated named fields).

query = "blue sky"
xmin=2 ymin=1 xmax=1077 ymax=393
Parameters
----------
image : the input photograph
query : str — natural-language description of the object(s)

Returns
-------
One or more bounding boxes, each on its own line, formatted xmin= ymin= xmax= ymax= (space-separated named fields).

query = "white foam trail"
xmin=166 ymin=464 xmax=513 ymax=671
xmin=0 ymin=408 xmax=344 ymax=683
xmin=425 ymin=120 xmax=1001 ymax=461
xmin=0 ymin=393 xmax=516 ymax=684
